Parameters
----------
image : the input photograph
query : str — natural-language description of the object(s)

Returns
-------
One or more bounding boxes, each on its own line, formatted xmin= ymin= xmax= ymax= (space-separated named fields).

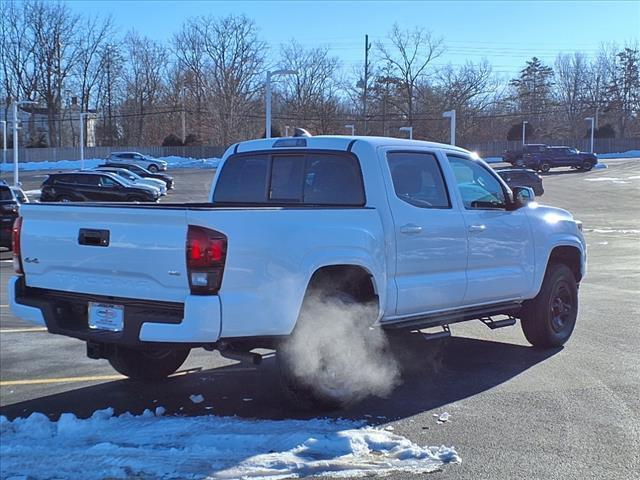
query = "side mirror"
xmin=512 ymin=186 xmax=535 ymax=208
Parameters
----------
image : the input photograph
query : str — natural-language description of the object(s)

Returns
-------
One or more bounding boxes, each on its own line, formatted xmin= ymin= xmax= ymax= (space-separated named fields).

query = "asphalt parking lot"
xmin=1 ymin=160 xmax=639 ymax=479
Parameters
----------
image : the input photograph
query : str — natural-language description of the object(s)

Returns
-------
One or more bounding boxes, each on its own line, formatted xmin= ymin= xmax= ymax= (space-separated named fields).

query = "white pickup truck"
xmin=9 ymin=136 xmax=586 ymax=407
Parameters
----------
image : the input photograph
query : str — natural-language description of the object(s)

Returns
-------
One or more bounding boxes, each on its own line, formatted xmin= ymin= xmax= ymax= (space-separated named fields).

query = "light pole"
xmin=1 ymin=120 xmax=6 ymax=166
xmin=265 ymin=69 xmax=297 ymax=139
xmin=79 ymin=112 xmax=93 ymax=169
xmin=585 ymin=117 xmax=595 ymax=154
xmin=344 ymin=124 xmax=355 ymax=135
xmin=442 ymin=109 xmax=456 ymax=145
xmin=399 ymin=126 xmax=413 ymax=140
xmin=12 ymin=100 xmax=38 ymax=187
xmin=522 ymin=120 xmax=528 ymax=147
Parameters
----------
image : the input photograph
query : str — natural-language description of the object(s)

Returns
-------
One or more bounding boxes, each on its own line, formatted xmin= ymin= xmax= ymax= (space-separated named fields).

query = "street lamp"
xmin=79 ymin=112 xmax=98 ymax=169
xmin=344 ymin=124 xmax=355 ymax=135
xmin=12 ymin=100 xmax=38 ymax=187
xmin=265 ymin=69 xmax=297 ymax=139
xmin=399 ymin=126 xmax=413 ymax=140
xmin=442 ymin=110 xmax=456 ymax=145
xmin=522 ymin=120 xmax=528 ymax=147
xmin=585 ymin=117 xmax=595 ymax=154
xmin=1 ymin=120 xmax=6 ymax=166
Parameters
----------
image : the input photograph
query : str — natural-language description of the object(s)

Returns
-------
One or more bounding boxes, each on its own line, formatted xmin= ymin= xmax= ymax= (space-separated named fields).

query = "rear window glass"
xmin=0 ymin=186 xmax=13 ymax=201
xmin=213 ymin=152 xmax=365 ymax=206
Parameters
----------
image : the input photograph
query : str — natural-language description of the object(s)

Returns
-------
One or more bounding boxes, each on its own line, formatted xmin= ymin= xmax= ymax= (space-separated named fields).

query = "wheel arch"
xmin=547 ymin=245 xmax=583 ymax=283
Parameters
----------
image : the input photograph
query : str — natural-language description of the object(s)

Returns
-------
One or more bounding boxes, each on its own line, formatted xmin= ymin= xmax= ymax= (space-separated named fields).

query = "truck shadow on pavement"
xmin=0 ymin=334 xmax=561 ymax=422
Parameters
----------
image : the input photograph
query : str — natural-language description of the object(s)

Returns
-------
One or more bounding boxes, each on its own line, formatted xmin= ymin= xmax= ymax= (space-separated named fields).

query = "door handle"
xmin=400 ymin=224 xmax=423 ymax=234
xmin=468 ymin=224 xmax=486 ymax=233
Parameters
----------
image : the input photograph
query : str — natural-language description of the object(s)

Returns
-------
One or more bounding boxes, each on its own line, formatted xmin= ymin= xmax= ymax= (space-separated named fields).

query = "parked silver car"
xmin=107 ymin=152 xmax=168 ymax=172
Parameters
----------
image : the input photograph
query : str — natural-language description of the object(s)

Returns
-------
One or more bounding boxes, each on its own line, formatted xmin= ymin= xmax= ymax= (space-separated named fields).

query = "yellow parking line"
xmin=0 ymin=374 xmax=125 ymax=386
xmin=0 ymin=327 xmax=48 ymax=333
xmin=0 ymin=367 xmax=256 ymax=387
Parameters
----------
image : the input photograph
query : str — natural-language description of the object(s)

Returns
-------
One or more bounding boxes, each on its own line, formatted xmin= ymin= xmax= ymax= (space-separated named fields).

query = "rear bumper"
xmin=9 ymin=276 xmax=221 ymax=346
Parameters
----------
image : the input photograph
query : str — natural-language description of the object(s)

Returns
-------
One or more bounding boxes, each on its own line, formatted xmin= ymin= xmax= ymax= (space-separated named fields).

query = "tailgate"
xmin=19 ymin=204 xmax=190 ymax=302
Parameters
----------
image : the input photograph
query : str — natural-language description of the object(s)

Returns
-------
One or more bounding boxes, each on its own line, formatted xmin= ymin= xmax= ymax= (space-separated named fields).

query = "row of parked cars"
xmin=503 ymin=144 xmax=598 ymax=172
xmin=41 ymin=153 xmax=174 ymax=203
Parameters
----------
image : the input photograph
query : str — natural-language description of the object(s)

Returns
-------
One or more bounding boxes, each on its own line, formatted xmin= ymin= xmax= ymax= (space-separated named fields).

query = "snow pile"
xmin=596 ymin=150 xmax=640 ymax=159
xmin=0 ymin=156 xmax=220 ymax=173
xmin=0 ymin=410 xmax=460 ymax=479
xmin=162 ymin=155 xmax=220 ymax=169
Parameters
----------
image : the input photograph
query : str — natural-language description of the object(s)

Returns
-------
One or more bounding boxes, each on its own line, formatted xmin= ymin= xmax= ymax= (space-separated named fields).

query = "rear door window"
xmin=214 ymin=152 xmax=364 ymax=206
xmin=387 ymin=152 xmax=450 ymax=208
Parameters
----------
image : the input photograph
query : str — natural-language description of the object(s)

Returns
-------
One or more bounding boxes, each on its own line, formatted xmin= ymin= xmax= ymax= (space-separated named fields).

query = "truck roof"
xmin=232 ymin=135 xmax=473 ymax=157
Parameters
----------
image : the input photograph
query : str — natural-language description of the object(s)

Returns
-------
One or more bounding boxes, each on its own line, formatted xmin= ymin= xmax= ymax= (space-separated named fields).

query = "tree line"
xmin=1 ymin=0 xmax=638 ymax=149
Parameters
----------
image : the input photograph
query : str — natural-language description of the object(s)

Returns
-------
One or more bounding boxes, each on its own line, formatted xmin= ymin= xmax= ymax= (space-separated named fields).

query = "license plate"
xmin=88 ymin=302 xmax=124 ymax=332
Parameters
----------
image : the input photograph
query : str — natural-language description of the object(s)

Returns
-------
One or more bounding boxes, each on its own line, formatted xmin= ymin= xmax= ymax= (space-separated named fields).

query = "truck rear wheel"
xmin=108 ymin=346 xmax=190 ymax=380
xmin=521 ymin=263 xmax=578 ymax=348
xmin=539 ymin=161 xmax=551 ymax=173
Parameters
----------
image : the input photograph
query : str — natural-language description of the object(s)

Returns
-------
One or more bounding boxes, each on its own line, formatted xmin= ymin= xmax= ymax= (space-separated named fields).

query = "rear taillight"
xmin=186 ymin=225 xmax=227 ymax=295
xmin=12 ymin=216 xmax=23 ymax=274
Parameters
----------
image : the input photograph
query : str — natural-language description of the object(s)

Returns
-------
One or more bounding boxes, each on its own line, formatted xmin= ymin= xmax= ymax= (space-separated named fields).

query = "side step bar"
xmin=480 ymin=316 xmax=517 ymax=330
xmin=383 ymin=301 xmax=521 ymax=332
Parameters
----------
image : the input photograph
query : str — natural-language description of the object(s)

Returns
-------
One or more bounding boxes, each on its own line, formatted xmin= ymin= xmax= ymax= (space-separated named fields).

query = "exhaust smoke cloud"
xmin=280 ymin=293 xmax=401 ymax=405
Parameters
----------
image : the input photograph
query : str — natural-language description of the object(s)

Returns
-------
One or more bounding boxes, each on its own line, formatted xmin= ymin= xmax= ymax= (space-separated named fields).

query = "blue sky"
xmin=68 ymin=0 xmax=639 ymax=77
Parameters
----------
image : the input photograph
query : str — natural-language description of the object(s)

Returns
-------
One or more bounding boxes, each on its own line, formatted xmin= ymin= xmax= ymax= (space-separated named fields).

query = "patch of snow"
xmin=154 ymin=407 xmax=166 ymax=416
xmin=438 ymin=412 xmax=450 ymax=422
xmin=0 ymin=410 xmax=460 ymax=479
xmin=0 ymin=156 xmax=220 ymax=173
xmin=596 ymin=150 xmax=640 ymax=159
xmin=189 ymin=394 xmax=204 ymax=404
xmin=584 ymin=228 xmax=640 ymax=235
xmin=584 ymin=177 xmax=628 ymax=184
xmin=628 ymin=175 xmax=640 ymax=180
xmin=593 ymin=162 xmax=608 ymax=169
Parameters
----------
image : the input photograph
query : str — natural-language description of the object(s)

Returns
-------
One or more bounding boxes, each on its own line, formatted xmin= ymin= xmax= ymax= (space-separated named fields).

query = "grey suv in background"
xmin=107 ymin=152 xmax=168 ymax=172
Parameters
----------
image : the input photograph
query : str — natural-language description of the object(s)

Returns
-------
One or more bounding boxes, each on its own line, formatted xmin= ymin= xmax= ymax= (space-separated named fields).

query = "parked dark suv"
xmin=496 ymin=168 xmax=544 ymax=196
xmin=524 ymin=146 xmax=598 ymax=172
xmin=40 ymin=172 xmax=160 ymax=203
xmin=503 ymin=144 xmax=548 ymax=165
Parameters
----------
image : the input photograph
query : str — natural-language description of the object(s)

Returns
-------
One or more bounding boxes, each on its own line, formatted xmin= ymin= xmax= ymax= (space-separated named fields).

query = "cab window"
xmin=447 ymin=155 xmax=506 ymax=210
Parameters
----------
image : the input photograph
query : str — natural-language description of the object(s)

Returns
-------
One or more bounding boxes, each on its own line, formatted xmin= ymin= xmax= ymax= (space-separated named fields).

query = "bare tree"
xmin=121 ymin=31 xmax=168 ymax=145
xmin=279 ymin=41 xmax=342 ymax=134
xmin=27 ymin=0 xmax=81 ymax=146
xmin=554 ymin=52 xmax=588 ymax=137
xmin=376 ymin=24 xmax=444 ymax=128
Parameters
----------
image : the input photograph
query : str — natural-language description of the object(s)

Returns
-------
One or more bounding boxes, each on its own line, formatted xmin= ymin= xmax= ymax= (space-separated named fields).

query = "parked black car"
xmin=523 ymin=146 xmax=598 ymax=172
xmin=40 ymin=172 xmax=160 ymax=203
xmin=1 ymin=182 xmax=21 ymax=249
xmin=496 ymin=168 xmax=544 ymax=197
xmin=97 ymin=162 xmax=174 ymax=189
xmin=503 ymin=144 xmax=548 ymax=165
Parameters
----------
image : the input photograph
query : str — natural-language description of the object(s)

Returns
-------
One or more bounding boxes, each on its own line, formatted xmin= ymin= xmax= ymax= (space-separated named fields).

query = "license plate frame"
xmin=88 ymin=302 xmax=124 ymax=332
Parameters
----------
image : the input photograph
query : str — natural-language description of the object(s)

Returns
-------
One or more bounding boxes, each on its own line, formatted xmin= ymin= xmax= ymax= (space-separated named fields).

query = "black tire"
xmin=521 ymin=263 xmax=578 ymax=348
xmin=147 ymin=164 xmax=159 ymax=172
xmin=278 ymin=292 xmax=379 ymax=410
xmin=55 ymin=195 xmax=73 ymax=203
xmin=108 ymin=347 xmax=190 ymax=381
xmin=581 ymin=161 xmax=594 ymax=171
xmin=539 ymin=162 xmax=551 ymax=173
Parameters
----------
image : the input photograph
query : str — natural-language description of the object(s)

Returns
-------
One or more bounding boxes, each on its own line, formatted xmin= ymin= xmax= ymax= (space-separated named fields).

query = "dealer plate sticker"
xmin=88 ymin=302 xmax=124 ymax=332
